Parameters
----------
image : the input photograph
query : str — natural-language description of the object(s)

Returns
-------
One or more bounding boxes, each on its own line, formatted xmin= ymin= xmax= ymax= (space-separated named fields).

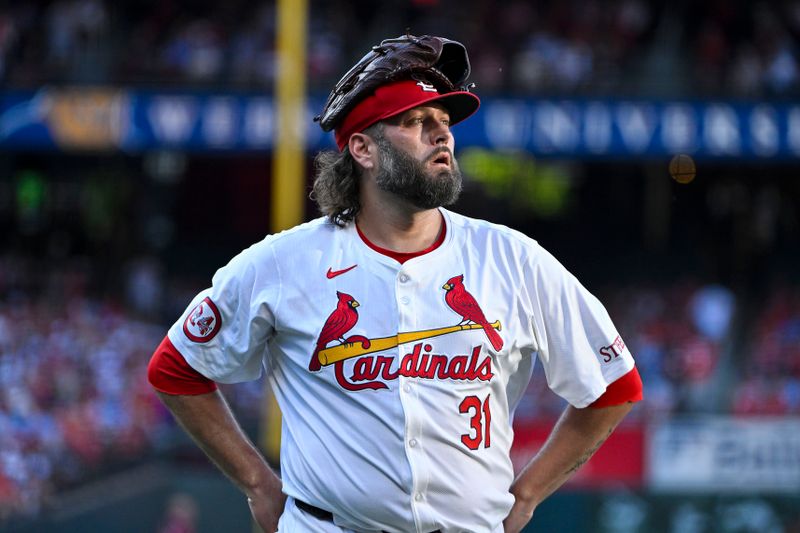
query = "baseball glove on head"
xmin=315 ymin=33 xmax=474 ymax=132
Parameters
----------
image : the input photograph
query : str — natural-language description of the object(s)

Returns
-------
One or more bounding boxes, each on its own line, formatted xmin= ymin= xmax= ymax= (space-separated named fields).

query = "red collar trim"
xmin=356 ymin=216 xmax=446 ymax=264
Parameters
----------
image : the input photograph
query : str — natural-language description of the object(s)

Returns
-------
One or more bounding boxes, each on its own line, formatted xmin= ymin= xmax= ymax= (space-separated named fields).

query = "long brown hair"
xmin=310 ymin=123 xmax=383 ymax=227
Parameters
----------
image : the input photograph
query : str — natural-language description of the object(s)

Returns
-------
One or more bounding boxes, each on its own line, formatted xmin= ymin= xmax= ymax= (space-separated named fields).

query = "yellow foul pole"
xmin=263 ymin=0 xmax=308 ymax=464
xmin=271 ymin=0 xmax=308 ymax=233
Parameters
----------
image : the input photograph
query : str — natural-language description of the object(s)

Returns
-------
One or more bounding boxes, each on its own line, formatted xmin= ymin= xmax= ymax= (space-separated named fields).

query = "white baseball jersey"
xmin=168 ymin=208 xmax=635 ymax=533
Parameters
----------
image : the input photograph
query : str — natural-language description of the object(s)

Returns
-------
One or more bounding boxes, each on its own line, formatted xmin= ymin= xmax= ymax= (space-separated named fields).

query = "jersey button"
xmin=415 ymin=493 xmax=424 ymax=502
xmin=409 ymin=439 xmax=417 ymax=447
xmin=399 ymin=296 xmax=410 ymax=305
xmin=403 ymin=383 xmax=412 ymax=393
xmin=399 ymin=274 xmax=410 ymax=283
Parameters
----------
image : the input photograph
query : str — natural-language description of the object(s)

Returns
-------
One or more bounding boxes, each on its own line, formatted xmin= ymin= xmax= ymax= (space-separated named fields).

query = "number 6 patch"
xmin=183 ymin=297 xmax=222 ymax=343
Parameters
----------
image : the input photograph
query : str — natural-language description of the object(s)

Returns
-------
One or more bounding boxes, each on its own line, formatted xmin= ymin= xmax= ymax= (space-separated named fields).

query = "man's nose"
xmin=430 ymin=123 xmax=452 ymax=145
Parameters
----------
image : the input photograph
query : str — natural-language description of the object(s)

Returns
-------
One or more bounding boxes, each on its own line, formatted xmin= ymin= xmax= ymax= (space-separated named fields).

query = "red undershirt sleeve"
xmin=147 ymin=335 xmax=218 ymax=395
xmin=588 ymin=366 xmax=643 ymax=408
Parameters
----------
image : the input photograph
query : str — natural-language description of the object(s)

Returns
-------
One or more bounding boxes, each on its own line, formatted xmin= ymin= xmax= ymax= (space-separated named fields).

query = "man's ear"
xmin=349 ymin=132 xmax=376 ymax=171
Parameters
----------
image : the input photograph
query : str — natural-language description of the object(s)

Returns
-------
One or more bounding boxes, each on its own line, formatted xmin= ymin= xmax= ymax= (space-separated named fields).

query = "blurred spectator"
xmin=157 ymin=492 xmax=199 ymax=533
xmin=690 ymin=284 xmax=734 ymax=342
xmin=45 ymin=0 xmax=109 ymax=81
xmin=125 ymin=255 xmax=165 ymax=319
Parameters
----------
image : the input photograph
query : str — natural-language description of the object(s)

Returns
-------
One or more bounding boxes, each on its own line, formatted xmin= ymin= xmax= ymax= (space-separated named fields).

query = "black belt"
xmin=295 ymin=499 xmax=441 ymax=533
xmin=295 ymin=498 xmax=335 ymax=521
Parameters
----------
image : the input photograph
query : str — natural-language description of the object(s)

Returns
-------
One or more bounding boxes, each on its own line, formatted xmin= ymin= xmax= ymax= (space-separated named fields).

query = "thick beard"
xmin=373 ymin=134 xmax=462 ymax=210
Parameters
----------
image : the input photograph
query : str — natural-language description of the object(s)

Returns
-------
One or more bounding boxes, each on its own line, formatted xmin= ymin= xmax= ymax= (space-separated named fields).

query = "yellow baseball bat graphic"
xmin=317 ymin=321 xmax=501 ymax=366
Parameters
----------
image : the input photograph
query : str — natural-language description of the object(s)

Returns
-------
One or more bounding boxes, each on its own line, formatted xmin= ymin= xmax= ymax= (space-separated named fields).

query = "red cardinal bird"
xmin=442 ymin=274 xmax=504 ymax=351
xmin=309 ymin=291 xmax=360 ymax=371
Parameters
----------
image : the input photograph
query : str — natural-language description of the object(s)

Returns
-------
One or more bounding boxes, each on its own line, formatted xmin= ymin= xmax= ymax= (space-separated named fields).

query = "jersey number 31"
xmin=459 ymin=394 xmax=491 ymax=450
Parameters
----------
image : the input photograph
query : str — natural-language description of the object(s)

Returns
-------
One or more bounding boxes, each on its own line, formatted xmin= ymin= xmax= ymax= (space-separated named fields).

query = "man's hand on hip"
xmin=247 ymin=484 xmax=287 ymax=533
xmin=503 ymin=497 xmax=536 ymax=533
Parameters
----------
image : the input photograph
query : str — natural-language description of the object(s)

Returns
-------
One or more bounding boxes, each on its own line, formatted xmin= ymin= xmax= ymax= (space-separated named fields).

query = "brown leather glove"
xmin=315 ymin=33 xmax=475 ymax=132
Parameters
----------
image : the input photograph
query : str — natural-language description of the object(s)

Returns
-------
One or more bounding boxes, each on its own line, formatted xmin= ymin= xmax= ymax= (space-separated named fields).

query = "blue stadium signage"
xmin=460 ymin=99 xmax=800 ymax=160
xmin=0 ymin=88 xmax=798 ymax=160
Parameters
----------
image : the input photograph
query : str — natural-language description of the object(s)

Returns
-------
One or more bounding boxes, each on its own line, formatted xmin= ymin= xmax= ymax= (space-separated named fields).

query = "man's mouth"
xmin=430 ymin=152 xmax=451 ymax=167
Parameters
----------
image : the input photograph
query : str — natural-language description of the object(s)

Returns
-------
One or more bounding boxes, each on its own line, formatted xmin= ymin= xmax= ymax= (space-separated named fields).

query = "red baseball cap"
xmin=334 ymin=79 xmax=480 ymax=150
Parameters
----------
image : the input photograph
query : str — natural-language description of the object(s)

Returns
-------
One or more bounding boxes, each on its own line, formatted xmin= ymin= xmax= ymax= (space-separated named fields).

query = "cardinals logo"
xmin=309 ymin=291 xmax=371 ymax=371
xmin=309 ymin=278 xmax=504 ymax=392
xmin=442 ymin=275 xmax=504 ymax=351
xmin=183 ymin=297 xmax=221 ymax=343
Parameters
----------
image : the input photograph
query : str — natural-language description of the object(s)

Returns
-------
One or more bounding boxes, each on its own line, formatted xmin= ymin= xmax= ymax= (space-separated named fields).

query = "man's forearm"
xmin=511 ymin=402 xmax=634 ymax=509
xmin=156 ymin=390 xmax=282 ymax=499
xmin=157 ymin=390 xmax=286 ymax=531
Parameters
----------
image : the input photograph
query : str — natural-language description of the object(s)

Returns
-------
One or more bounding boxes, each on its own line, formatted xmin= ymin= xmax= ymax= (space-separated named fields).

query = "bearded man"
xmin=147 ymin=40 xmax=642 ymax=533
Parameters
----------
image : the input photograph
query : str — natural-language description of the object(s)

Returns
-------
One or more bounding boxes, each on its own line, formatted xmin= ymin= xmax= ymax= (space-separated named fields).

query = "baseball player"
xmin=148 ymin=34 xmax=642 ymax=533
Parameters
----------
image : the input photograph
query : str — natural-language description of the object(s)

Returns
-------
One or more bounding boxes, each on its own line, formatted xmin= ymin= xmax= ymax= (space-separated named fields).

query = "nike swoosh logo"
xmin=326 ymin=264 xmax=357 ymax=279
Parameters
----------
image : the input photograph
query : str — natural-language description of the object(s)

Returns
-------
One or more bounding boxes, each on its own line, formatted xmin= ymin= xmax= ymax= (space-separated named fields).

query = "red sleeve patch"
xmin=182 ymin=297 xmax=221 ymax=343
xmin=589 ymin=366 xmax=643 ymax=408
xmin=147 ymin=335 xmax=217 ymax=395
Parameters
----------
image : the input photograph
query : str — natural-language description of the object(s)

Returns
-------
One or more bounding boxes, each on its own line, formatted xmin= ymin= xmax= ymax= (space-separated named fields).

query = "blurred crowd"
xmin=687 ymin=1 xmax=800 ymax=96
xmin=734 ymin=283 xmax=800 ymax=415
xmin=606 ymin=281 xmax=735 ymax=417
xmin=517 ymin=280 xmax=735 ymax=422
xmin=0 ymin=0 xmax=797 ymax=96
xmin=0 ymin=256 xmax=263 ymax=521
xmin=0 ymin=294 xmax=165 ymax=519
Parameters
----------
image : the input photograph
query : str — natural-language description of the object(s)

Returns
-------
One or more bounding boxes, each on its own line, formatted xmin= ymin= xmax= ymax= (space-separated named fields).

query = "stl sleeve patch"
xmin=182 ymin=297 xmax=222 ymax=343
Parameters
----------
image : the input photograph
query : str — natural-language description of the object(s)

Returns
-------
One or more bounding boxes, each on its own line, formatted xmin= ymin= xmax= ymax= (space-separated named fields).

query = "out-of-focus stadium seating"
xmin=734 ymin=283 xmax=800 ymax=415
xmin=0 ymin=256 xmax=265 ymax=521
xmin=0 ymin=294 xmax=164 ymax=518
xmin=515 ymin=280 xmax=736 ymax=422
xmin=0 ymin=0 xmax=797 ymax=96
